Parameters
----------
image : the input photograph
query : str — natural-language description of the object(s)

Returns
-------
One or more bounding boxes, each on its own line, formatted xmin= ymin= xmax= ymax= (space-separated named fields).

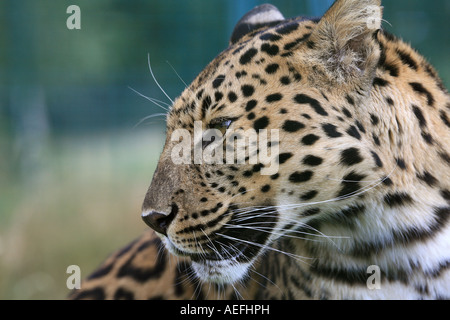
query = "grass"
xmin=0 ymin=128 xmax=164 ymax=299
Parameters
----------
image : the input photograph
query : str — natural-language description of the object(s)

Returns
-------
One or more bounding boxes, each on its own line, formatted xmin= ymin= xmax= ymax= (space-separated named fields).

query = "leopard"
xmin=70 ymin=0 xmax=450 ymax=300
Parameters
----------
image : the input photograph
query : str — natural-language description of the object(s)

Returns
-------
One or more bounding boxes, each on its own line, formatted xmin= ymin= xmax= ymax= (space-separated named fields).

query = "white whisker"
xmin=133 ymin=113 xmax=167 ymax=129
xmin=147 ymin=54 xmax=175 ymax=105
xmin=216 ymin=232 xmax=313 ymax=264
xmin=128 ymin=86 xmax=170 ymax=110
xmin=166 ymin=60 xmax=190 ymax=90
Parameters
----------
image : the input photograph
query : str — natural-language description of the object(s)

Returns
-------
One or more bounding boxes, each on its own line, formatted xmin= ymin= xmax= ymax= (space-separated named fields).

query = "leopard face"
xmin=141 ymin=0 xmax=450 ymax=288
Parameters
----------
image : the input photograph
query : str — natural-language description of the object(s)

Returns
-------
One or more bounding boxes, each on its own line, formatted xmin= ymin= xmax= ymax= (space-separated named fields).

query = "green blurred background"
xmin=0 ymin=0 xmax=448 ymax=299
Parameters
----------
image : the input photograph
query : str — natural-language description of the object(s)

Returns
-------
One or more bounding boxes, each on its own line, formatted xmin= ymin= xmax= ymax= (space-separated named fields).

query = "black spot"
xmin=261 ymin=43 xmax=279 ymax=56
xmin=294 ymin=94 xmax=328 ymax=116
xmin=245 ymin=100 xmax=257 ymax=112
xmin=241 ymin=84 xmax=255 ymax=97
xmin=282 ymin=120 xmax=305 ymax=132
xmin=346 ymin=125 xmax=361 ymax=140
xmin=201 ymin=209 xmax=210 ymax=216
xmin=293 ymin=72 xmax=302 ymax=82
xmin=270 ymin=173 xmax=279 ymax=180
xmin=372 ymin=134 xmax=380 ymax=146
xmin=243 ymin=170 xmax=253 ymax=177
xmin=278 ymin=153 xmax=293 ymax=164
xmin=302 ymin=155 xmax=323 ymax=166
xmin=260 ymin=33 xmax=282 ymax=41
xmin=384 ymin=192 xmax=413 ymax=207
xmin=396 ymin=49 xmax=418 ymax=70
xmin=214 ymin=91 xmax=223 ymax=102
xmin=412 ymin=105 xmax=427 ymax=128
xmin=346 ymin=95 xmax=355 ymax=106
xmin=371 ymin=151 xmax=383 ymax=168
xmin=276 ymin=22 xmax=299 ymax=35
xmin=384 ymin=63 xmax=399 ymax=77
xmin=373 ymin=77 xmax=390 ymax=87
xmin=252 ymin=163 xmax=264 ymax=172
xmin=301 ymin=134 xmax=320 ymax=146
xmin=212 ymin=75 xmax=225 ymax=88
xmin=72 ymin=287 xmax=106 ymax=300
xmin=378 ymin=43 xmax=387 ymax=66
xmin=421 ymin=132 xmax=434 ymax=145
xmin=289 ymin=171 xmax=313 ymax=183
xmin=261 ymin=185 xmax=271 ymax=192
xmin=337 ymin=172 xmax=366 ymax=199
xmin=417 ymin=171 xmax=438 ymax=187
xmin=396 ymin=158 xmax=407 ymax=170
xmin=306 ymin=40 xmax=315 ymax=49
xmin=228 ymin=91 xmax=237 ymax=103
xmin=385 ymin=97 xmax=394 ymax=106
xmin=440 ymin=110 xmax=450 ymax=128
xmin=238 ymin=187 xmax=247 ymax=195
xmin=265 ymin=63 xmax=279 ymax=74
xmin=254 ymin=116 xmax=269 ymax=131
xmin=247 ymin=112 xmax=255 ymax=120
xmin=433 ymin=206 xmax=450 ymax=231
xmin=300 ymin=190 xmax=318 ymax=201
xmin=266 ymin=93 xmax=282 ymax=103
xmin=239 ymin=48 xmax=258 ymax=65
xmin=439 ymin=152 xmax=450 ymax=166
xmin=201 ymin=95 xmax=212 ymax=118
xmin=382 ymin=177 xmax=393 ymax=186
xmin=283 ymin=33 xmax=311 ymax=50
xmin=196 ymin=89 xmax=204 ymax=100
xmin=355 ymin=121 xmax=366 ymax=134
xmin=409 ymin=82 xmax=435 ymax=107
xmin=280 ymin=76 xmax=290 ymax=85
xmin=342 ymin=107 xmax=352 ymax=118
xmin=370 ymin=114 xmax=380 ymax=125
xmin=322 ymin=123 xmax=342 ymax=138
xmin=441 ymin=189 xmax=450 ymax=202
xmin=200 ymin=197 xmax=208 ymax=202
xmin=235 ymin=71 xmax=247 ymax=78
xmin=303 ymin=208 xmax=320 ymax=216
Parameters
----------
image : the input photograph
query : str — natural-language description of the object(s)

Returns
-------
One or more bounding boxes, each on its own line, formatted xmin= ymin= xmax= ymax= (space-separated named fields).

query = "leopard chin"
xmin=160 ymin=232 xmax=263 ymax=284
xmin=191 ymin=259 xmax=253 ymax=284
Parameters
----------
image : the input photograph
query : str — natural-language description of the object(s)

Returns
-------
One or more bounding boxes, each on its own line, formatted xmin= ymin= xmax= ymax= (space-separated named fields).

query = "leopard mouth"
xmin=163 ymin=206 xmax=279 ymax=283
xmin=167 ymin=239 xmax=250 ymax=262
xmin=163 ymin=239 xmax=254 ymax=283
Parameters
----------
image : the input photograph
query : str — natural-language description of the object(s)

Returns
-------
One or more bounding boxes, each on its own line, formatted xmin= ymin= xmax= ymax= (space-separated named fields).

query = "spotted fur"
xmin=71 ymin=0 xmax=450 ymax=300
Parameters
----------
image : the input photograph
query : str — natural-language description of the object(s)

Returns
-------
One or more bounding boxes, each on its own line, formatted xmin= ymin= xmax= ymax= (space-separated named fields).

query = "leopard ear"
xmin=230 ymin=4 xmax=285 ymax=45
xmin=306 ymin=0 xmax=382 ymax=87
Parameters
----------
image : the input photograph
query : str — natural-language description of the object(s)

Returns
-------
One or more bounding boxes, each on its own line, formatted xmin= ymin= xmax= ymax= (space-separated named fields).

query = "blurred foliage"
xmin=0 ymin=0 xmax=448 ymax=299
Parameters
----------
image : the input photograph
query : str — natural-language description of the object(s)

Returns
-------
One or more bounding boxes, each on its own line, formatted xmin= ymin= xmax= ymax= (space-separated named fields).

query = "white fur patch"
xmin=191 ymin=259 xmax=253 ymax=284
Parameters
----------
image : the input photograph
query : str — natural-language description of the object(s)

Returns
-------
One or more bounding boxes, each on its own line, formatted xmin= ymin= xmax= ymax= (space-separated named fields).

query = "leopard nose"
xmin=141 ymin=204 xmax=178 ymax=236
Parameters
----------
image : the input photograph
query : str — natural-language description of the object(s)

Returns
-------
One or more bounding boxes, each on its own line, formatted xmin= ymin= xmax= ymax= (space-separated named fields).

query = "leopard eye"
xmin=209 ymin=118 xmax=232 ymax=135
xmin=202 ymin=118 xmax=233 ymax=150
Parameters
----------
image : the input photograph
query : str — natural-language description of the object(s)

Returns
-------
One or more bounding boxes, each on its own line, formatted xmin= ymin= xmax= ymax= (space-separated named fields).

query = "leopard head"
xmin=142 ymin=0 xmax=384 ymax=284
